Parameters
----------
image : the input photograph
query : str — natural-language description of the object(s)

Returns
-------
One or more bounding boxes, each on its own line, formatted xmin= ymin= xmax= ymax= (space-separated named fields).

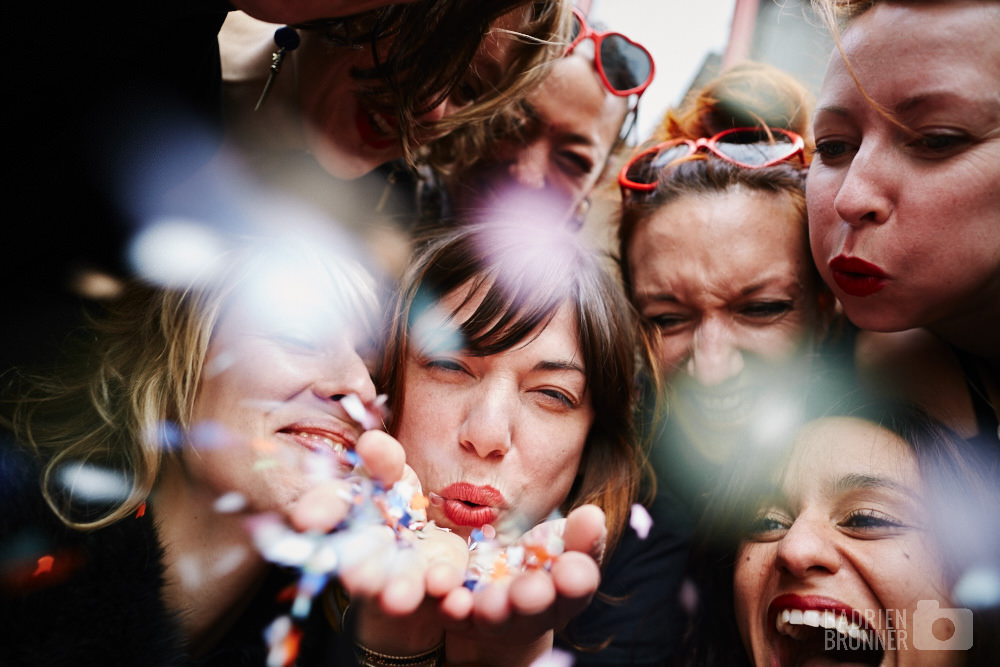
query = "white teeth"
xmin=775 ymin=608 xmax=875 ymax=646
xmin=291 ymin=431 xmax=343 ymax=452
xmin=369 ymin=110 xmax=393 ymax=135
xmin=688 ymin=391 xmax=753 ymax=425
xmin=699 ymin=394 xmax=744 ymax=411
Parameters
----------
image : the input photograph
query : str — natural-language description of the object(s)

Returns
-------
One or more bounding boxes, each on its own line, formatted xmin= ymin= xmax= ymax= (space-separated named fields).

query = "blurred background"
xmin=588 ymin=0 xmax=832 ymax=141
xmin=580 ymin=0 xmax=833 ymax=250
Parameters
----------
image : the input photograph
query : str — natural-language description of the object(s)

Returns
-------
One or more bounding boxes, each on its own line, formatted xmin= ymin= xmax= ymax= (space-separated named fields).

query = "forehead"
xmin=629 ymin=189 xmax=809 ymax=288
xmin=784 ymin=416 xmax=920 ymax=493
xmin=217 ymin=254 xmax=373 ymax=338
xmin=474 ymin=5 xmax=534 ymax=77
xmin=527 ymin=55 xmax=628 ymax=140
xmin=826 ymin=2 xmax=1000 ymax=107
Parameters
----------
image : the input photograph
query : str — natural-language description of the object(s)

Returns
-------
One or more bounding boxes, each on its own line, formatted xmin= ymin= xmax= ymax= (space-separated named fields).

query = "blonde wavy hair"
xmin=4 ymin=235 xmax=379 ymax=530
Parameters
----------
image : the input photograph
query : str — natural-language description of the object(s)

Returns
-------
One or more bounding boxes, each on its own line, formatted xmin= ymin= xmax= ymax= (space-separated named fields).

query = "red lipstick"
xmin=829 ymin=255 xmax=888 ymax=297
xmin=437 ymin=482 xmax=505 ymax=528
xmin=354 ymin=105 xmax=396 ymax=150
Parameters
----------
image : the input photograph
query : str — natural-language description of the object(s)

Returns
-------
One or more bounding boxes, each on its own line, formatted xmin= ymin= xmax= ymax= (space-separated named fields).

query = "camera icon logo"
xmin=912 ymin=600 xmax=973 ymax=650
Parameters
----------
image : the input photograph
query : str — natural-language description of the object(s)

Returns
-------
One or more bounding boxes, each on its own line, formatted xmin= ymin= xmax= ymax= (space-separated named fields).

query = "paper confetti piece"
xmin=630 ymin=503 xmax=652 ymax=539
xmin=33 ymin=555 xmax=54 ymax=577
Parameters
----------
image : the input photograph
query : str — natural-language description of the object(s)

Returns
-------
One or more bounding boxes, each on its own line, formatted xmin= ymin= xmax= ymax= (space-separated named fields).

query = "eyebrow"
xmin=534 ymin=359 xmax=586 ymax=375
xmin=739 ymin=278 xmax=801 ymax=298
xmin=640 ymin=292 xmax=680 ymax=306
xmin=640 ymin=278 xmax=800 ymax=305
xmin=893 ymin=90 xmax=996 ymax=116
xmin=817 ymin=92 xmax=999 ymax=123
xmin=834 ymin=473 xmax=918 ymax=501
xmin=814 ymin=104 xmax=850 ymax=119
xmin=520 ymin=100 xmax=596 ymax=148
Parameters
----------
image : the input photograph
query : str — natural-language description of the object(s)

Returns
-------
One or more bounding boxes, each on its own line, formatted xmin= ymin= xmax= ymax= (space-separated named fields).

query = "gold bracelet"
xmin=353 ymin=640 xmax=444 ymax=667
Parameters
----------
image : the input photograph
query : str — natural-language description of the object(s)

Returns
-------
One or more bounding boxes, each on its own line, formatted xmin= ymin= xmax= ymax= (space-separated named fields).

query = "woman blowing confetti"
xmin=0 ymin=231 xmax=448 ymax=665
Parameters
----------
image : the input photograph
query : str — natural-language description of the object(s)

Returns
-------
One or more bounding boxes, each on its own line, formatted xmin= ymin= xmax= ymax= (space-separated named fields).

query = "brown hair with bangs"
xmin=376 ymin=222 xmax=642 ymax=553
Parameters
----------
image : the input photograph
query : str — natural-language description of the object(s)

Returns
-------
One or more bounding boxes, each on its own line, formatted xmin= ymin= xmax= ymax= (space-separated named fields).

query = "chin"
xmin=841 ymin=304 xmax=916 ymax=334
xmin=313 ymin=148 xmax=380 ymax=181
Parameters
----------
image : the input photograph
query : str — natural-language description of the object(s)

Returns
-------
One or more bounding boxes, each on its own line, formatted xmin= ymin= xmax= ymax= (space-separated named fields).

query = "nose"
xmin=830 ymin=143 xmax=893 ymax=229
xmin=314 ymin=342 xmax=377 ymax=405
xmin=415 ymin=98 xmax=451 ymax=125
xmin=457 ymin=381 xmax=513 ymax=460
xmin=686 ymin=317 xmax=744 ymax=386
xmin=507 ymin=142 xmax=549 ymax=190
xmin=776 ymin=514 xmax=841 ymax=578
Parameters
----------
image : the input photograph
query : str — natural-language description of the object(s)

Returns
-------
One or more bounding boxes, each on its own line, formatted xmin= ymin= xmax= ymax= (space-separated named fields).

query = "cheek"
xmin=806 ymin=183 xmax=841 ymax=253
xmin=525 ymin=416 xmax=588 ymax=480
xmin=191 ymin=377 xmax=235 ymax=429
xmin=755 ymin=323 xmax=815 ymax=363
xmin=395 ymin=389 xmax=460 ymax=459
xmin=733 ymin=544 xmax=771 ymax=644
xmin=861 ymin=540 xmax=951 ymax=611
xmin=655 ymin=335 xmax=691 ymax=376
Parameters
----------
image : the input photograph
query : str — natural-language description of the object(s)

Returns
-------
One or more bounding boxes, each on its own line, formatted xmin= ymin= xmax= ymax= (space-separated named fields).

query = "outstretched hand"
xmin=439 ymin=505 xmax=606 ymax=666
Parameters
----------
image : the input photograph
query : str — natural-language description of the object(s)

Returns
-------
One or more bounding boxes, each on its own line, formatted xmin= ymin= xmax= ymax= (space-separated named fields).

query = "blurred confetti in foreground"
xmin=54 ymin=461 xmax=132 ymax=505
xmin=630 ymin=503 xmax=653 ymax=539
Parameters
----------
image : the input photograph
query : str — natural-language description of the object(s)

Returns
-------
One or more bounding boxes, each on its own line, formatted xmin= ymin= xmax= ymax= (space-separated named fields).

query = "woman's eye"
xmin=812 ymin=140 xmax=854 ymax=163
xmin=740 ymin=301 xmax=793 ymax=320
xmin=557 ymin=151 xmax=594 ymax=178
xmin=271 ymin=333 xmax=320 ymax=352
xmin=425 ymin=358 xmax=465 ymax=373
xmin=747 ymin=511 xmax=790 ymax=539
xmin=840 ymin=509 xmax=905 ymax=534
xmin=537 ymin=387 xmax=575 ymax=408
xmin=647 ymin=313 xmax=687 ymax=333
xmin=910 ymin=133 xmax=970 ymax=156
xmin=452 ymin=80 xmax=480 ymax=106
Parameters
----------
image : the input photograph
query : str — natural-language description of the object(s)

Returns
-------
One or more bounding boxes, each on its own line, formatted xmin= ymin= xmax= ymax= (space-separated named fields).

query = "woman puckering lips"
xmin=394 ymin=286 xmax=593 ymax=543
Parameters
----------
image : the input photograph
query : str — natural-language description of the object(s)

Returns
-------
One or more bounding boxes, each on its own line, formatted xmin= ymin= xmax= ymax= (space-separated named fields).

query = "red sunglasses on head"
xmin=566 ymin=7 xmax=655 ymax=98
xmin=618 ymin=127 xmax=807 ymax=193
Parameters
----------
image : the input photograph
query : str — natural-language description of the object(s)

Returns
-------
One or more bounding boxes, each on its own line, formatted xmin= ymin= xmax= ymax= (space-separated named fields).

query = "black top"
xmin=554 ymin=482 xmax=692 ymax=665
xmin=0 ymin=432 xmax=355 ymax=665
xmin=5 ymin=0 xmax=234 ymax=375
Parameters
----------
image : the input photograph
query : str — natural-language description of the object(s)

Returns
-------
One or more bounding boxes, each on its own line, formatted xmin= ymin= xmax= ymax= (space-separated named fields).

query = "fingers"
xmin=336 ymin=525 xmax=399 ymax=598
xmin=286 ymin=480 xmax=351 ymax=533
xmin=376 ymin=548 xmax=426 ymax=615
xmin=414 ymin=528 xmax=469 ymax=597
xmin=550 ymin=550 xmax=600 ymax=603
xmin=506 ymin=570 xmax=557 ymax=617
xmin=356 ymin=429 xmax=406 ymax=486
xmin=562 ymin=504 xmax=607 ymax=564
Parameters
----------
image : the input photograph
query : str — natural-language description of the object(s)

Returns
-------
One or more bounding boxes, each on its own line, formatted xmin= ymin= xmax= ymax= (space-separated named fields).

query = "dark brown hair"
xmin=376 ymin=222 xmax=643 ymax=552
xmin=299 ymin=0 xmax=571 ymax=165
